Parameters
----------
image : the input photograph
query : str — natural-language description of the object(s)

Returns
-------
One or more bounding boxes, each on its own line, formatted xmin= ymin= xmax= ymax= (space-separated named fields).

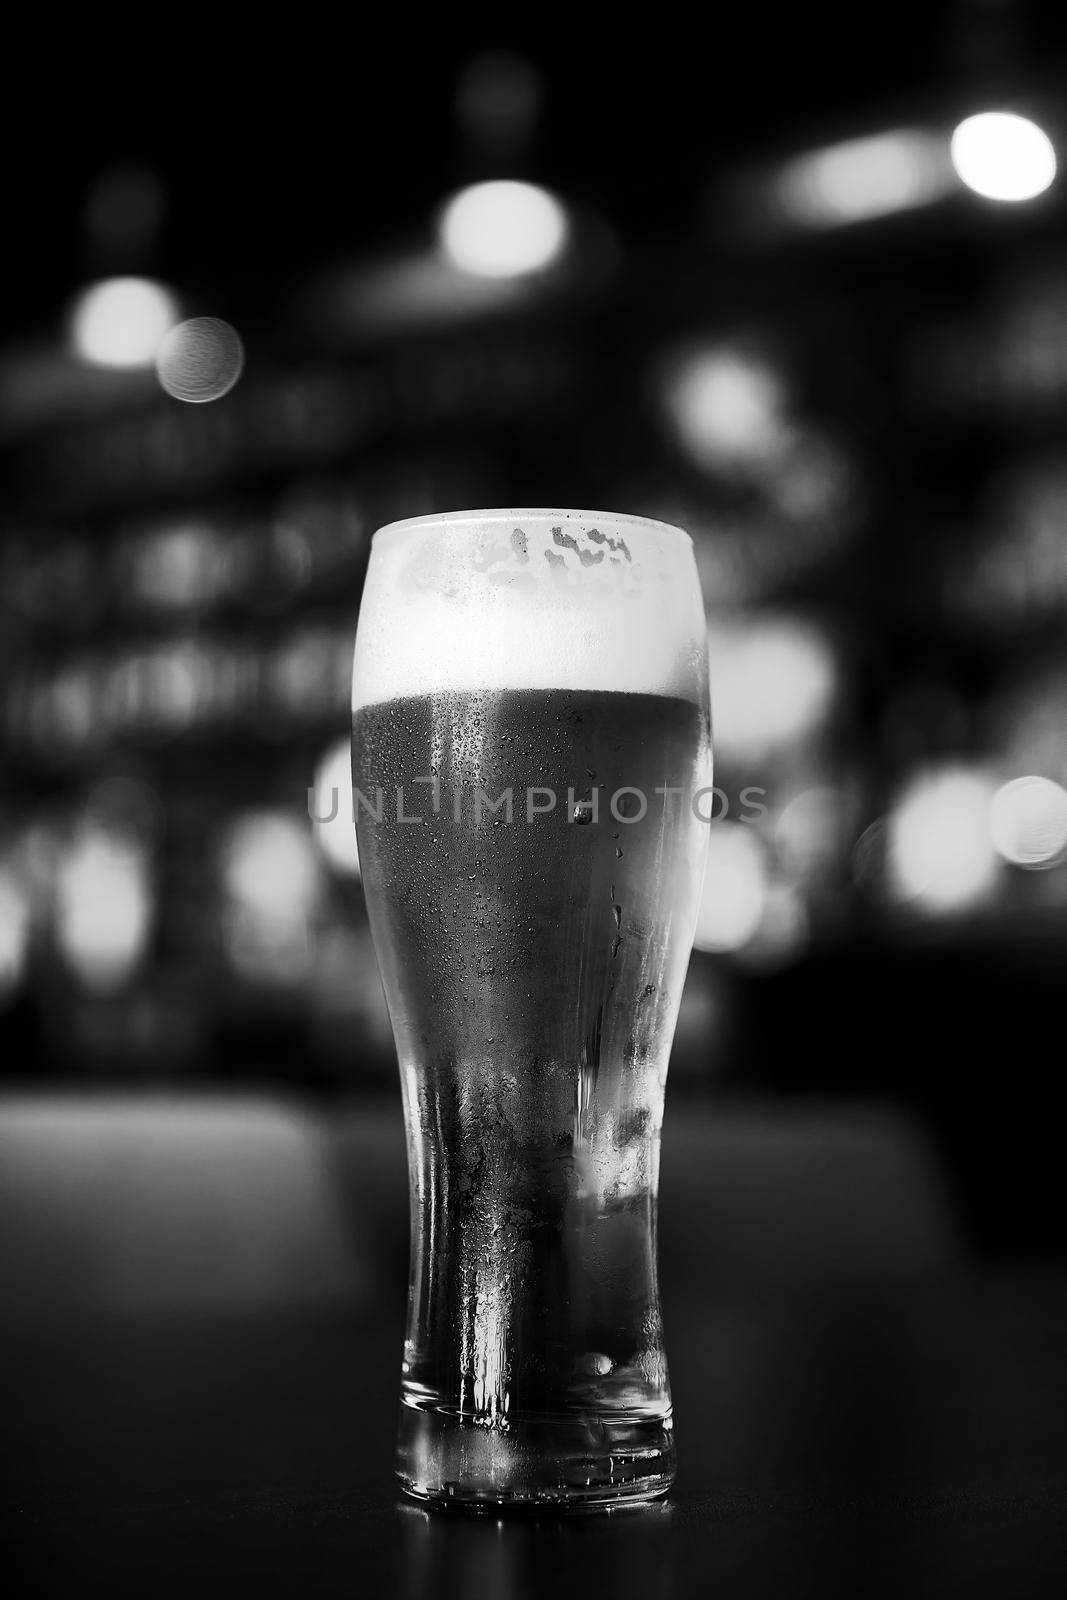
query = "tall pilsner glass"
xmin=352 ymin=510 xmax=711 ymax=1509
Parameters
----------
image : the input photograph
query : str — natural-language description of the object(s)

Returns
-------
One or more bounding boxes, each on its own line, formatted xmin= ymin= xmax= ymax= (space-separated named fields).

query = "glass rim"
xmin=372 ymin=508 xmax=691 ymax=545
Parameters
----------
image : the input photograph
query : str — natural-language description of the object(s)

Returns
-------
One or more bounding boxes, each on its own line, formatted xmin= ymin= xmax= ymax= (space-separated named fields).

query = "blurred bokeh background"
xmin=3 ymin=7 xmax=1067 ymax=1316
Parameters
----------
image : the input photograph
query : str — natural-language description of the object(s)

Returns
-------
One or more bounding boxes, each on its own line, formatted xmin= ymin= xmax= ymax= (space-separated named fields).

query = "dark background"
xmin=3 ymin=3 xmax=1067 ymax=1275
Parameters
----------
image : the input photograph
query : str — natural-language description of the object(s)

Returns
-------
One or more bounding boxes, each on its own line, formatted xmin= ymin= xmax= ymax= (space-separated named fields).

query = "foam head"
xmin=352 ymin=509 xmax=708 ymax=710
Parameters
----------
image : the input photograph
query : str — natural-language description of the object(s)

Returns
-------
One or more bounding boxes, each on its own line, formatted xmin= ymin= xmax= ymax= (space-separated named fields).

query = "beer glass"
xmin=352 ymin=510 xmax=711 ymax=1509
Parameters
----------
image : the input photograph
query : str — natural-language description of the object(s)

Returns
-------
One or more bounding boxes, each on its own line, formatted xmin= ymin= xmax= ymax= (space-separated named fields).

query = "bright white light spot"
xmin=439 ymin=180 xmax=569 ymax=278
xmin=71 ymin=277 xmax=179 ymax=368
xmin=694 ymin=825 xmax=767 ymax=953
xmin=0 ymin=870 xmax=30 ymax=1002
xmin=223 ymin=813 xmax=321 ymax=921
xmin=312 ymin=739 xmax=360 ymax=878
xmin=221 ymin=814 xmax=323 ymax=986
xmin=989 ymin=775 xmax=1067 ymax=867
xmin=156 ymin=316 xmax=245 ymax=403
xmin=778 ymin=129 xmax=953 ymax=227
xmin=951 ymin=112 xmax=1056 ymax=202
xmin=56 ymin=828 xmax=152 ymax=991
xmin=708 ymin=616 xmax=836 ymax=760
xmin=888 ymin=768 xmax=999 ymax=913
xmin=665 ymin=348 xmax=788 ymax=469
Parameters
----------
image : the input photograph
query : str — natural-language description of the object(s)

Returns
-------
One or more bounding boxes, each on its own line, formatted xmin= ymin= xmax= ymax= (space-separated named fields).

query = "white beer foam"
xmin=352 ymin=511 xmax=708 ymax=710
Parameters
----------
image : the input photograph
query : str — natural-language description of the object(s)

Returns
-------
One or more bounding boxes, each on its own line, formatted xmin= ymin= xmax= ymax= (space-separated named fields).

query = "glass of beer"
xmin=352 ymin=510 xmax=711 ymax=1510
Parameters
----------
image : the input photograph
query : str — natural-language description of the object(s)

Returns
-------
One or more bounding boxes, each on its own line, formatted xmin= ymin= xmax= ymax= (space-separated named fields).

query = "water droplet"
xmin=573 ymin=801 xmax=594 ymax=826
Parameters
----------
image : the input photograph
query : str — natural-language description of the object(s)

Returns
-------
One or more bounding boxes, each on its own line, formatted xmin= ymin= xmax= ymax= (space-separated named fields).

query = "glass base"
xmin=396 ymin=1394 xmax=676 ymax=1512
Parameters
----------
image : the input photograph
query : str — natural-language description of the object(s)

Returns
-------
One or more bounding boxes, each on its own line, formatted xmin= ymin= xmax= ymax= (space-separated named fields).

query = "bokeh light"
xmin=989 ymin=775 xmax=1067 ymax=868
xmin=439 ymin=181 xmax=569 ymax=278
xmin=888 ymin=768 xmax=999 ymax=913
xmin=951 ymin=112 xmax=1056 ymax=202
xmin=221 ymin=812 xmax=323 ymax=986
xmin=693 ymin=824 xmax=768 ymax=953
xmin=663 ymin=347 xmax=788 ymax=470
xmin=778 ymin=129 xmax=953 ymax=227
xmin=707 ymin=616 xmax=837 ymax=761
xmin=312 ymin=738 xmax=361 ymax=878
xmin=122 ymin=521 xmax=232 ymax=611
xmin=56 ymin=827 xmax=153 ymax=991
xmin=156 ymin=317 xmax=245 ymax=403
xmin=71 ymin=277 xmax=179 ymax=368
xmin=222 ymin=813 xmax=321 ymax=923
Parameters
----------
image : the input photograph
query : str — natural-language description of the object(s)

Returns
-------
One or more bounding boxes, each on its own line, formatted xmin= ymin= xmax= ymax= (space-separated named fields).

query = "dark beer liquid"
xmin=354 ymin=687 xmax=709 ymax=1503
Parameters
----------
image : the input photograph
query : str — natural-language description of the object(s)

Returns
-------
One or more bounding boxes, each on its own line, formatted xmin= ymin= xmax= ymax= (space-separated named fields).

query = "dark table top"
xmin=3 ymin=1276 xmax=1066 ymax=1598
